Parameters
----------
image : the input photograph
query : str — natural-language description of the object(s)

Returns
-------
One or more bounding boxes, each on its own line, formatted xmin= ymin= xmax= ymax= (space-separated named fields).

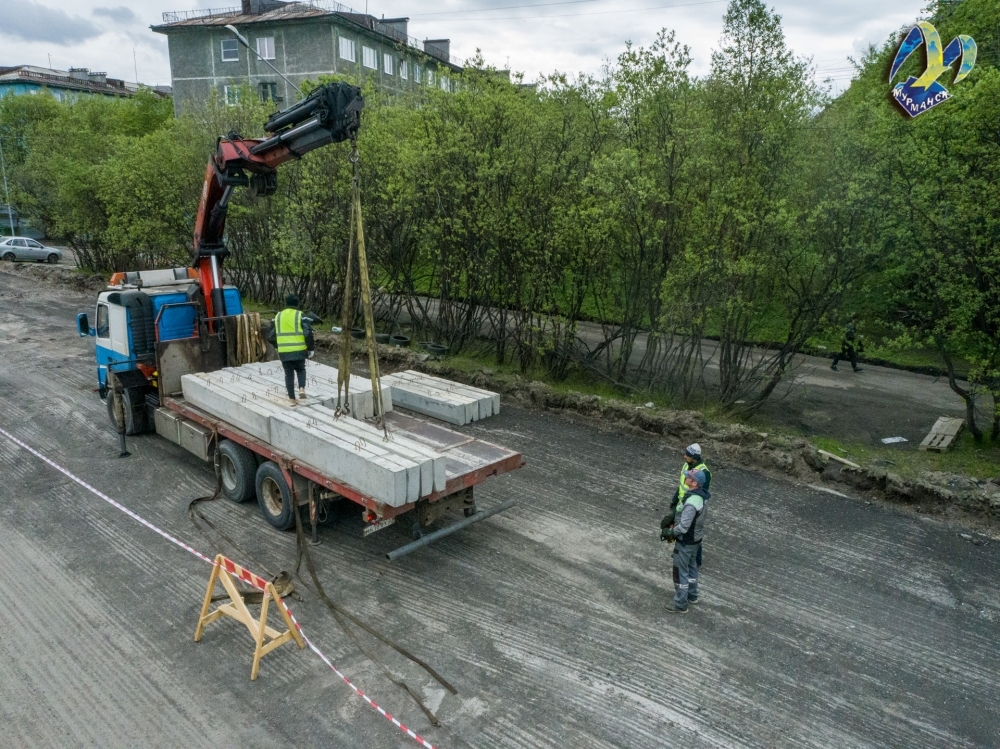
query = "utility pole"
xmin=0 ymin=136 xmax=16 ymax=237
xmin=133 ymin=48 xmax=139 ymax=85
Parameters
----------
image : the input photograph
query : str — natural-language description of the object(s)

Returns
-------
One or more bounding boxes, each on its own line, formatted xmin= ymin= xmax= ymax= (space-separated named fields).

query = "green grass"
xmin=240 ymin=298 xmax=277 ymax=316
xmin=439 ymin=347 xmax=999 ymax=482
xmin=811 ymin=433 xmax=1000 ymax=481
xmin=439 ymin=350 xmax=668 ymax=404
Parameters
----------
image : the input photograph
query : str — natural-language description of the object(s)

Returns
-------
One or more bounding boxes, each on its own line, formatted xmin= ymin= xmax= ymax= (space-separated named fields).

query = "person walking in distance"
xmin=270 ymin=294 xmax=314 ymax=403
xmin=661 ymin=444 xmax=711 ymax=569
xmin=661 ymin=469 xmax=710 ymax=613
xmin=831 ymin=315 xmax=864 ymax=373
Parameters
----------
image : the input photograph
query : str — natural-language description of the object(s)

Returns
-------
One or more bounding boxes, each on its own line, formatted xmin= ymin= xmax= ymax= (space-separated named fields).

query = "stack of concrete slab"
xmin=237 ymin=361 xmax=392 ymax=420
xmin=381 ymin=370 xmax=500 ymax=426
xmin=180 ymin=366 xmax=445 ymax=507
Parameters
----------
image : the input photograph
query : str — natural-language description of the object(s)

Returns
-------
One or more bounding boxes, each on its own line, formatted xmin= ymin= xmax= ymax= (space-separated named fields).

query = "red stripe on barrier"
xmin=0 ymin=426 xmax=438 ymax=749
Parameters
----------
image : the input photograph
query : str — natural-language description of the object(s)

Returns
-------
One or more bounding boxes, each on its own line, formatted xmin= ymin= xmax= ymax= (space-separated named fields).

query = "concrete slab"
xmin=183 ymin=368 xmax=428 ymax=504
xmin=267 ymin=413 xmax=412 ymax=506
xmin=382 ymin=374 xmax=479 ymax=425
xmin=389 ymin=370 xmax=499 ymax=420
xmin=180 ymin=374 xmax=274 ymax=442
xmin=302 ymin=404 xmax=447 ymax=495
xmin=230 ymin=362 xmax=392 ymax=419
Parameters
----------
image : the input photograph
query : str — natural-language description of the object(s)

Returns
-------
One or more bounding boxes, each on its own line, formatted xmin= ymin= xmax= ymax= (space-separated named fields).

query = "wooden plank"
xmin=818 ymin=449 xmax=860 ymax=469
xmin=919 ymin=416 xmax=964 ymax=452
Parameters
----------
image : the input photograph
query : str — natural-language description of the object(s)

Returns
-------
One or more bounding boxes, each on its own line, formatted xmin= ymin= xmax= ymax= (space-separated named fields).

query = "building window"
xmin=440 ymin=75 xmax=449 ymax=92
xmin=256 ymin=36 xmax=275 ymax=60
xmin=221 ymin=39 xmax=239 ymax=62
xmin=399 ymin=60 xmax=408 ymax=80
xmin=362 ymin=46 xmax=377 ymax=69
xmin=260 ymin=82 xmax=280 ymax=102
xmin=426 ymin=69 xmax=435 ymax=86
xmin=339 ymin=37 xmax=355 ymax=62
xmin=383 ymin=53 xmax=393 ymax=75
xmin=414 ymin=64 xmax=422 ymax=84
xmin=225 ymin=85 xmax=241 ymax=106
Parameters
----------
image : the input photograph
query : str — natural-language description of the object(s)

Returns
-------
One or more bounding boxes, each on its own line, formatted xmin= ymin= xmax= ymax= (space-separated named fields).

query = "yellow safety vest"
xmin=275 ymin=309 xmax=307 ymax=354
xmin=676 ymin=461 xmax=709 ymax=510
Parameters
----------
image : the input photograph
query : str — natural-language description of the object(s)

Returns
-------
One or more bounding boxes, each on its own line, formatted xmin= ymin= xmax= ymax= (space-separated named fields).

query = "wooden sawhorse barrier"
xmin=194 ymin=554 xmax=304 ymax=680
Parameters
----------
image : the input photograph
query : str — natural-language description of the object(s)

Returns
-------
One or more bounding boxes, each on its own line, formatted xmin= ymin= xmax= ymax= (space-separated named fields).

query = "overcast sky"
xmin=0 ymin=0 xmax=926 ymax=90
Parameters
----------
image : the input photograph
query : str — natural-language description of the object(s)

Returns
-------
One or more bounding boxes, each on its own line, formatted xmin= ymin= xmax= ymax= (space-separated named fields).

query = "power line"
xmin=410 ymin=0 xmax=727 ymax=23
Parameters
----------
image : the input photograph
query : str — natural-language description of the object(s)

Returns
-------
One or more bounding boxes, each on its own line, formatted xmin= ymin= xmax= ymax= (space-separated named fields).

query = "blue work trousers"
xmin=672 ymin=542 xmax=699 ymax=609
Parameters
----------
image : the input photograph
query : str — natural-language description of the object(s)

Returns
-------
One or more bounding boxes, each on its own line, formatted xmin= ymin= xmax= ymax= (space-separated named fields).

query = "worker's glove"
xmin=308 ymin=351 xmax=315 ymax=359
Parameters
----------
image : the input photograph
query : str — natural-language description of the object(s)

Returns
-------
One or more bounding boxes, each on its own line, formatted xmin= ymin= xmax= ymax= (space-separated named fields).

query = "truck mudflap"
xmin=385 ymin=498 xmax=517 ymax=561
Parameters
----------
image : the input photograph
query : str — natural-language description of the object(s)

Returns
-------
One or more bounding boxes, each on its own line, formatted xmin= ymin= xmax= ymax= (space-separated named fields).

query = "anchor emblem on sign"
xmin=890 ymin=21 xmax=977 ymax=117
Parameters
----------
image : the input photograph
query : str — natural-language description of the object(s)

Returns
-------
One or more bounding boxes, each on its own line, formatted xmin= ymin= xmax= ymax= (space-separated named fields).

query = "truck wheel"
xmin=256 ymin=462 xmax=295 ymax=530
xmin=219 ymin=440 xmax=256 ymax=503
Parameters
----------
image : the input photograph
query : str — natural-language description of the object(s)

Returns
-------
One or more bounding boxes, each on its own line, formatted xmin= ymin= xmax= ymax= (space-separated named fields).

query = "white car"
xmin=0 ymin=237 xmax=62 ymax=263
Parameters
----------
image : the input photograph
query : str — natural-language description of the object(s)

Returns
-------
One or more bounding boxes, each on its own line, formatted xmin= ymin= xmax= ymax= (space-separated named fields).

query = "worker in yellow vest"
xmin=270 ymin=295 xmax=314 ymax=403
xmin=661 ymin=444 xmax=712 ymax=568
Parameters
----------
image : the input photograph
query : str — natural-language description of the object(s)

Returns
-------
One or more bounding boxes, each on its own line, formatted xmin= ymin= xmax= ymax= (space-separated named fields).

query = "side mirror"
xmin=77 ymin=312 xmax=95 ymax=337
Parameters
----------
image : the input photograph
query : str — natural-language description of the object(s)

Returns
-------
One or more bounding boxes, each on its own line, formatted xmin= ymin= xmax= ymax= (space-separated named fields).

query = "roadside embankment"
xmin=6 ymin=258 xmax=995 ymax=528
xmin=324 ymin=336 xmax=1000 ymax=526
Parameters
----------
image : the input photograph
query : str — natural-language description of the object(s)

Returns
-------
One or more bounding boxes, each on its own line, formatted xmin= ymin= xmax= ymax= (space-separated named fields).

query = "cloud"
xmin=0 ymin=0 xmax=101 ymax=44
xmin=92 ymin=5 xmax=138 ymax=24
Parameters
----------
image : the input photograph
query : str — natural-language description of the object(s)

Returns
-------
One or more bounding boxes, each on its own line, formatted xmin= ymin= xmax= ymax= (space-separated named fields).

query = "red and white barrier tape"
xmin=0 ymin=426 xmax=436 ymax=749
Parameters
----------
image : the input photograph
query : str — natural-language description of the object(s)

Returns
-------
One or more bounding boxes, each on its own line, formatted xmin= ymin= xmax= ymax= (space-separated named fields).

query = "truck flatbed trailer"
xmin=164 ymin=396 xmax=524 ymax=558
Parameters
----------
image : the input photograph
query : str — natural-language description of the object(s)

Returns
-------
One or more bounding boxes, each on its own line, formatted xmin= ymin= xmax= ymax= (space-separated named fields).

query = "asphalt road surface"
xmin=1 ymin=270 xmax=999 ymax=749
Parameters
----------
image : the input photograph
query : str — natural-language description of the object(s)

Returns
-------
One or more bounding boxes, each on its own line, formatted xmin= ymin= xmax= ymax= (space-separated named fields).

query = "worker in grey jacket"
xmin=661 ymin=469 xmax=709 ymax=613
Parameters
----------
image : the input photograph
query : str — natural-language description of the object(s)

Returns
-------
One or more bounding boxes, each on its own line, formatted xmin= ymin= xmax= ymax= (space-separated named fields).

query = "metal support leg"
xmin=111 ymin=378 xmax=130 ymax=458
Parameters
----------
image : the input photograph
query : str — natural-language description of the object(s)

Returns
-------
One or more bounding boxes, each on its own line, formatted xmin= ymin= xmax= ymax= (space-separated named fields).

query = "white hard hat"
xmin=685 ymin=443 xmax=702 ymax=457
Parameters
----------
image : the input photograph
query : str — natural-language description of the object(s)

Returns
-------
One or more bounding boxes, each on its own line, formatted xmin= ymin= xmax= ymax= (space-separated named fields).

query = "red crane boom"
xmin=191 ymin=82 xmax=363 ymax=318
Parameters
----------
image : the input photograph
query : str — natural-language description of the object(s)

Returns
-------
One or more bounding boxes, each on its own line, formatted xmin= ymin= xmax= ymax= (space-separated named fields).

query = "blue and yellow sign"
xmin=890 ymin=21 xmax=976 ymax=117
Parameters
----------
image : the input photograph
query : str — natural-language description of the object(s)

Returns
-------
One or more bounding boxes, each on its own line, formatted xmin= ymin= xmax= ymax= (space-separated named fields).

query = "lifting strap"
xmin=337 ymin=139 xmax=387 ymax=433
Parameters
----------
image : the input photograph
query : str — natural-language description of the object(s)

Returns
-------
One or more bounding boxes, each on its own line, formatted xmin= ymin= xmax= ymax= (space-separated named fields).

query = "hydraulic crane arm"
xmin=191 ymin=81 xmax=363 ymax=317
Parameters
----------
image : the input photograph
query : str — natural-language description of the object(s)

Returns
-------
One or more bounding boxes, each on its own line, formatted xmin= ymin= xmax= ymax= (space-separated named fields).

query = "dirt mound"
xmin=0 ymin=262 xmax=106 ymax=293
xmin=400 ymin=355 xmax=998 ymax=523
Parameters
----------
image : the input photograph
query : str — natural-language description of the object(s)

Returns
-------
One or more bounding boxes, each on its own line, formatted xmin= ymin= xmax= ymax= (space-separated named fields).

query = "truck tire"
xmin=219 ymin=440 xmax=256 ymax=503
xmin=256 ymin=461 xmax=295 ymax=530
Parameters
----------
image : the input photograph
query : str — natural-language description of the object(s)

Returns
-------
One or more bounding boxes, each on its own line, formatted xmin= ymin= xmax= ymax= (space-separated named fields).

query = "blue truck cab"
xmin=77 ymin=267 xmax=243 ymax=433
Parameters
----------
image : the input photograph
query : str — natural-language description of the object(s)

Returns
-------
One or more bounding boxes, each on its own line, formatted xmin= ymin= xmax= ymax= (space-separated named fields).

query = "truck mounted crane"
xmin=193 ymin=81 xmax=363 ymax=321
xmin=75 ymin=82 xmax=522 ymax=553
xmin=77 ymin=81 xmax=363 ymax=425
